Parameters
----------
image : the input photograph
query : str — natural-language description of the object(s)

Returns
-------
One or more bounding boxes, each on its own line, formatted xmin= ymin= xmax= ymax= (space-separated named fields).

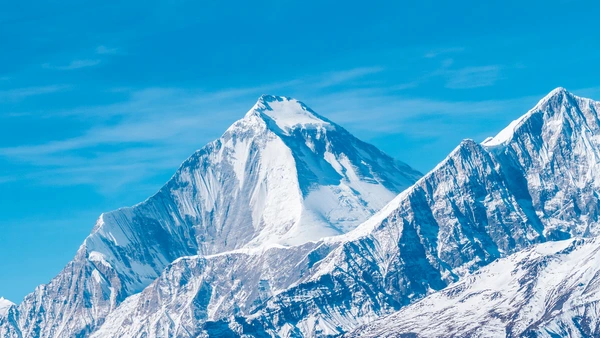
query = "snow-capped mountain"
xmin=85 ymin=88 xmax=600 ymax=337
xmin=347 ymin=236 xmax=600 ymax=338
xmin=0 ymin=299 xmax=13 ymax=318
xmin=4 ymin=95 xmax=421 ymax=338
xmin=0 ymin=298 xmax=19 ymax=338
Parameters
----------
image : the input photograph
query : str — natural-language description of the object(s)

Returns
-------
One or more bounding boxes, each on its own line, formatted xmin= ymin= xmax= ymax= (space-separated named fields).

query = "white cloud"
xmin=43 ymin=59 xmax=101 ymax=70
xmin=95 ymin=45 xmax=118 ymax=55
xmin=0 ymin=66 xmax=541 ymax=191
xmin=314 ymin=67 xmax=384 ymax=88
xmin=444 ymin=65 xmax=501 ymax=89
xmin=424 ymin=47 xmax=465 ymax=58
xmin=0 ymin=85 xmax=71 ymax=102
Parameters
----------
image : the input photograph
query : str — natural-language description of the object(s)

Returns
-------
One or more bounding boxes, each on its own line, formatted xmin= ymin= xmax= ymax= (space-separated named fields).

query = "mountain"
xmin=87 ymin=88 xmax=600 ymax=337
xmin=347 ymin=236 xmax=600 ymax=338
xmin=5 ymin=95 xmax=421 ymax=338
xmin=0 ymin=299 xmax=14 ymax=318
xmin=0 ymin=298 xmax=19 ymax=338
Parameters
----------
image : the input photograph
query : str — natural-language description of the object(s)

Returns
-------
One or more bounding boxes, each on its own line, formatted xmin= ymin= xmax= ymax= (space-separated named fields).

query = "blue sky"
xmin=1 ymin=0 xmax=600 ymax=302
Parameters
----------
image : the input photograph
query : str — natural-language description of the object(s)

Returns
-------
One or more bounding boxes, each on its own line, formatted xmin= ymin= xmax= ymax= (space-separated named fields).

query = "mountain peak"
xmin=546 ymin=86 xmax=569 ymax=97
xmin=248 ymin=94 xmax=332 ymax=134
xmin=535 ymin=86 xmax=574 ymax=109
xmin=0 ymin=297 xmax=14 ymax=316
xmin=256 ymin=94 xmax=291 ymax=103
xmin=482 ymin=87 xmax=583 ymax=147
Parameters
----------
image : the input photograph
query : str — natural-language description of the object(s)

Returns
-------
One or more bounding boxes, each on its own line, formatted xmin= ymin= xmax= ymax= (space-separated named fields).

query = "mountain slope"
xmin=347 ymin=237 xmax=600 ymax=338
xmin=8 ymin=95 xmax=421 ymax=338
xmin=90 ymin=88 xmax=600 ymax=337
xmin=0 ymin=298 xmax=19 ymax=338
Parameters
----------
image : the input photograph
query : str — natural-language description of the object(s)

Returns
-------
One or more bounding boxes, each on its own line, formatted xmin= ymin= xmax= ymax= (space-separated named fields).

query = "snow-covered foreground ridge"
xmin=0 ymin=95 xmax=421 ymax=338
xmin=3 ymin=87 xmax=600 ymax=337
xmin=347 ymin=236 xmax=600 ymax=338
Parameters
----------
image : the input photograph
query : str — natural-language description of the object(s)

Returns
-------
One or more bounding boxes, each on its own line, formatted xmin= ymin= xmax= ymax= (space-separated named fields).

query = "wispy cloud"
xmin=0 ymin=85 xmax=71 ymax=102
xmin=96 ymin=45 xmax=118 ymax=55
xmin=424 ymin=47 xmax=465 ymax=59
xmin=309 ymin=89 xmax=538 ymax=135
xmin=43 ymin=59 xmax=101 ymax=70
xmin=314 ymin=67 xmax=384 ymax=88
xmin=0 ymin=86 xmax=260 ymax=191
xmin=444 ymin=65 xmax=501 ymax=89
xmin=387 ymin=56 xmax=502 ymax=91
xmin=0 ymin=66 xmax=541 ymax=190
xmin=0 ymin=176 xmax=16 ymax=184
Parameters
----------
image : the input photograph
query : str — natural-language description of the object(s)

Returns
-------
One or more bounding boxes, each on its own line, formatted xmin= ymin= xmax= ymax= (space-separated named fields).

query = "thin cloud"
xmin=0 ymin=66 xmax=533 ymax=191
xmin=0 ymin=176 xmax=16 ymax=184
xmin=96 ymin=46 xmax=118 ymax=55
xmin=315 ymin=67 xmax=384 ymax=88
xmin=444 ymin=65 xmax=501 ymax=89
xmin=308 ymin=89 xmax=539 ymax=134
xmin=385 ymin=58 xmax=502 ymax=91
xmin=424 ymin=47 xmax=465 ymax=58
xmin=0 ymin=85 xmax=71 ymax=102
xmin=43 ymin=59 xmax=101 ymax=70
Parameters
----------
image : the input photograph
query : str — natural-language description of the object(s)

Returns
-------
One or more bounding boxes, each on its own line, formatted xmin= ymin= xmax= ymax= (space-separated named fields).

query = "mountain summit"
xmin=249 ymin=94 xmax=333 ymax=133
xmin=8 ymin=95 xmax=421 ymax=337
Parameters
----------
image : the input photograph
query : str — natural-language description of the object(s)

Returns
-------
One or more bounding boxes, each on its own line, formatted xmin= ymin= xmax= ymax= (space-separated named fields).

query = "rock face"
xmin=346 ymin=237 xmax=600 ymax=338
xmin=4 ymin=95 xmax=421 ymax=338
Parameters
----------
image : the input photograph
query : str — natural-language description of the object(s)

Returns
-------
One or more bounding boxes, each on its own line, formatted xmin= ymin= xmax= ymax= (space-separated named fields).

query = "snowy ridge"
xmin=4 ymin=95 xmax=421 ymax=338
xmin=90 ymin=88 xmax=600 ymax=337
xmin=250 ymin=95 xmax=333 ymax=134
xmin=347 ymin=237 xmax=600 ymax=338
xmin=0 ymin=299 xmax=14 ymax=317
xmin=0 ymin=298 xmax=19 ymax=338
xmin=481 ymin=87 xmax=566 ymax=146
xmin=483 ymin=86 xmax=600 ymax=147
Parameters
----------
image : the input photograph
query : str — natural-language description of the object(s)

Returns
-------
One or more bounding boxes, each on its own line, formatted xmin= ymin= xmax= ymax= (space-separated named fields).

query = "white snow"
xmin=250 ymin=95 xmax=331 ymax=134
xmin=0 ymin=297 xmax=14 ymax=317
xmin=482 ymin=87 xmax=569 ymax=147
xmin=349 ymin=238 xmax=600 ymax=338
xmin=482 ymin=114 xmax=529 ymax=146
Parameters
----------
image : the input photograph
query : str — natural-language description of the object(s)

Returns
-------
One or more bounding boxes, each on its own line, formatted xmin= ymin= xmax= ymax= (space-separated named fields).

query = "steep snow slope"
xmin=8 ymin=95 xmax=420 ymax=338
xmin=0 ymin=298 xmax=19 ymax=338
xmin=347 ymin=237 xmax=600 ymax=338
xmin=90 ymin=88 xmax=600 ymax=337
xmin=0 ymin=299 xmax=13 ymax=318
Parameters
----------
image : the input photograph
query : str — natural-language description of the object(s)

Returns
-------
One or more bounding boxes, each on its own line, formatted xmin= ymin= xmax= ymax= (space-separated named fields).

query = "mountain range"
xmin=2 ymin=87 xmax=600 ymax=337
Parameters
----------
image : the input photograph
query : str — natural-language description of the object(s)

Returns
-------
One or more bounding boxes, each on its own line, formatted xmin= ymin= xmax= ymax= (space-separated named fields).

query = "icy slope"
xmin=347 ymin=237 xmax=600 ymax=338
xmin=0 ymin=298 xmax=19 ymax=338
xmin=91 ymin=88 xmax=600 ymax=337
xmin=0 ymin=299 xmax=13 ymax=317
xmin=8 ymin=95 xmax=420 ymax=338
